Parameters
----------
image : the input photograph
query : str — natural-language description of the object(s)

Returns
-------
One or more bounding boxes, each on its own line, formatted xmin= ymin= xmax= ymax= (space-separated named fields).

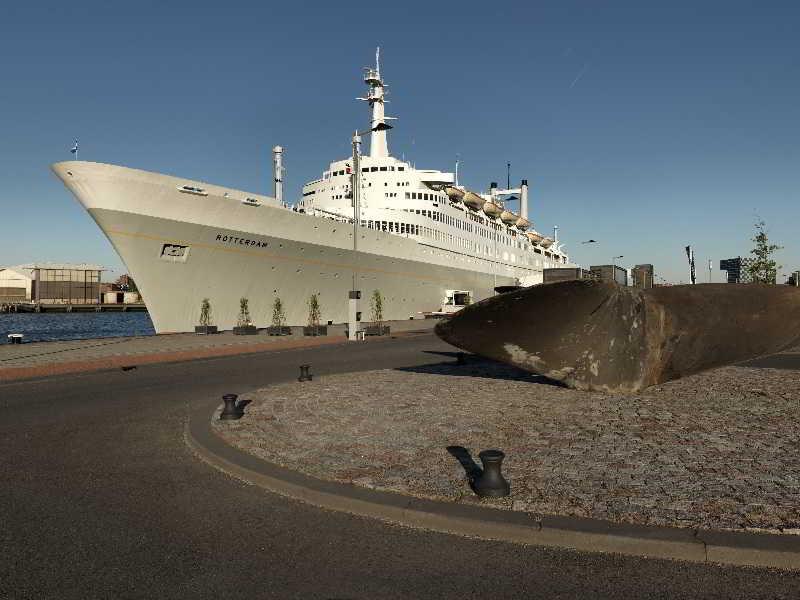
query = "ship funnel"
xmin=273 ymin=145 xmax=284 ymax=203
xmin=490 ymin=181 xmax=497 ymax=198
xmin=520 ymin=179 xmax=528 ymax=220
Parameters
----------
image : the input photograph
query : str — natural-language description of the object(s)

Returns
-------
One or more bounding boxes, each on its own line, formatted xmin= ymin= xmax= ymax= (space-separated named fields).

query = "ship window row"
xmin=356 ymin=218 xmax=566 ymax=267
xmin=323 ymin=169 xmax=351 ymax=179
xmin=401 ymin=208 xmax=523 ymax=248
xmin=405 ymin=192 xmax=446 ymax=202
xmin=363 ymin=216 xmax=528 ymax=262
xmin=360 ymin=166 xmax=406 ymax=173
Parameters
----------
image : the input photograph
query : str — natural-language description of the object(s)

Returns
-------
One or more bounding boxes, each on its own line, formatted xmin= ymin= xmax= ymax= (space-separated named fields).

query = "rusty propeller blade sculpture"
xmin=435 ymin=280 xmax=800 ymax=393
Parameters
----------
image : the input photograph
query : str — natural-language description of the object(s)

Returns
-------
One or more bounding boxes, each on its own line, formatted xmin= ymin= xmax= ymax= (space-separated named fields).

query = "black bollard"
xmin=298 ymin=364 xmax=312 ymax=382
xmin=472 ymin=449 xmax=510 ymax=497
xmin=219 ymin=394 xmax=243 ymax=420
xmin=456 ymin=352 xmax=466 ymax=365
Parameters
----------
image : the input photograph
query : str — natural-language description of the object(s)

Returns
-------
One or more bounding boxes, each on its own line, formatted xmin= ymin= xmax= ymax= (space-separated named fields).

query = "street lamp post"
xmin=347 ymin=131 xmax=364 ymax=341
xmin=347 ymin=123 xmax=390 ymax=340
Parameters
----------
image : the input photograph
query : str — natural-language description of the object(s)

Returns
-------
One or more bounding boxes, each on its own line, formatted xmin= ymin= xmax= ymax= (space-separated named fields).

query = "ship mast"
xmin=360 ymin=47 xmax=391 ymax=158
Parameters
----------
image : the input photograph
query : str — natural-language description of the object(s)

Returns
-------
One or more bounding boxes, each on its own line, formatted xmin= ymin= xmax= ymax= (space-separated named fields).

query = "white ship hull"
xmin=52 ymin=161 xmax=538 ymax=333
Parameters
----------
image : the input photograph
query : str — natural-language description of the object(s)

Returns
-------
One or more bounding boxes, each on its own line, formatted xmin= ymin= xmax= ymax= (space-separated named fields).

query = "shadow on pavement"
xmin=739 ymin=353 xmax=800 ymax=371
xmin=399 ymin=354 xmax=566 ymax=386
xmin=446 ymin=445 xmax=482 ymax=482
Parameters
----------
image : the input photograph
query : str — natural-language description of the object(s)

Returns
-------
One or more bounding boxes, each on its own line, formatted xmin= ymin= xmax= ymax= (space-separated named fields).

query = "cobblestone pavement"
xmin=214 ymin=353 xmax=800 ymax=532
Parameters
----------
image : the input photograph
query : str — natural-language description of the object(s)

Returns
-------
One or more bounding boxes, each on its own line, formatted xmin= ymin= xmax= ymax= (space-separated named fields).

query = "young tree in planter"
xmin=268 ymin=297 xmax=290 ymax=335
xmin=195 ymin=298 xmax=217 ymax=334
xmin=237 ymin=297 xmax=253 ymax=326
xmin=368 ymin=289 xmax=388 ymax=335
xmin=370 ymin=289 xmax=384 ymax=325
xmin=308 ymin=294 xmax=321 ymax=325
xmin=234 ymin=297 xmax=257 ymax=334
xmin=747 ymin=220 xmax=782 ymax=284
xmin=305 ymin=293 xmax=325 ymax=335
xmin=272 ymin=297 xmax=286 ymax=327
xmin=200 ymin=298 xmax=212 ymax=325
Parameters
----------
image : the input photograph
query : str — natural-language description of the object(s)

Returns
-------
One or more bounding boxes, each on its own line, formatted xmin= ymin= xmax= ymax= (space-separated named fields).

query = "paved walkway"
xmin=214 ymin=350 xmax=800 ymax=534
xmin=10 ymin=334 xmax=800 ymax=597
xmin=0 ymin=319 xmax=436 ymax=381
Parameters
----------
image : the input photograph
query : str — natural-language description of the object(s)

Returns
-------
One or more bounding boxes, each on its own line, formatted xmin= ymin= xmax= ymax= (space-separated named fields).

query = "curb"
xmin=186 ymin=396 xmax=800 ymax=570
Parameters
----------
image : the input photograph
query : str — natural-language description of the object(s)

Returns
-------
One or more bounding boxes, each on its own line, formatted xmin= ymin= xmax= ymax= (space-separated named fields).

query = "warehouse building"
xmin=590 ymin=264 xmax=628 ymax=286
xmin=719 ymin=257 xmax=755 ymax=283
xmin=631 ymin=264 xmax=654 ymax=289
xmin=542 ymin=267 xmax=596 ymax=284
xmin=0 ymin=264 xmax=104 ymax=304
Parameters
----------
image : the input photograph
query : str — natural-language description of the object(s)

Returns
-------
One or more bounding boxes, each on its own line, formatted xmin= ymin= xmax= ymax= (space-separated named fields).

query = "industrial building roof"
xmin=0 ymin=264 xmax=105 ymax=279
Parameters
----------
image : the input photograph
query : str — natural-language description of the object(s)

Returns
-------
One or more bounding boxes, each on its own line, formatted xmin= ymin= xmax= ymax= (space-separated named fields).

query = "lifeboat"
xmin=462 ymin=190 xmax=484 ymax=211
xmin=540 ymin=237 xmax=554 ymax=249
xmin=483 ymin=200 xmax=502 ymax=218
xmin=515 ymin=217 xmax=530 ymax=230
xmin=526 ymin=231 xmax=543 ymax=244
xmin=500 ymin=210 xmax=518 ymax=225
xmin=443 ymin=186 xmax=464 ymax=203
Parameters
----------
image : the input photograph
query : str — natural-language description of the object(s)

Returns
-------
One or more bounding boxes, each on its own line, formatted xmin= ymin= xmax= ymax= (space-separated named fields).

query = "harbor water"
xmin=0 ymin=312 xmax=155 ymax=343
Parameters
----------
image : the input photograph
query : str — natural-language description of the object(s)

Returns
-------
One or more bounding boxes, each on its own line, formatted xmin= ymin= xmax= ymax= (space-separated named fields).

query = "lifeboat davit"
xmin=483 ymin=200 xmax=502 ymax=218
xmin=540 ymin=237 xmax=554 ymax=249
xmin=463 ymin=191 xmax=484 ymax=211
xmin=500 ymin=210 xmax=518 ymax=225
xmin=526 ymin=231 xmax=543 ymax=244
xmin=444 ymin=186 xmax=465 ymax=203
xmin=515 ymin=217 xmax=530 ymax=230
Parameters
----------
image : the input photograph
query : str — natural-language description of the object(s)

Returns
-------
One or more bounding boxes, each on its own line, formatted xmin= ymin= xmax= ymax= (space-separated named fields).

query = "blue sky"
xmin=1 ymin=0 xmax=798 ymax=282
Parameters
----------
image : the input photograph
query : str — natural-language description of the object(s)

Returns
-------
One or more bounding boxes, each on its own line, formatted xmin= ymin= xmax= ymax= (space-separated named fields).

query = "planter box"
xmin=363 ymin=325 xmax=391 ymax=336
xmin=233 ymin=325 xmax=258 ymax=335
xmin=194 ymin=325 xmax=218 ymax=335
xmin=303 ymin=325 xmax=328 ymax=337
xmin=266 ymin=326 xmax=292 ymax=336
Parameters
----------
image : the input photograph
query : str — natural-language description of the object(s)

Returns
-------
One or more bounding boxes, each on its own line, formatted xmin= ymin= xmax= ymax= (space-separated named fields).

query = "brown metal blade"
xmin=435 ymin=280 xmax=800 ymax=393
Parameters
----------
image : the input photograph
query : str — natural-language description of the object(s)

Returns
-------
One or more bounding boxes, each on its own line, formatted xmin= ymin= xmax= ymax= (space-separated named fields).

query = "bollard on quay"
xmin=219 ymin=393 xmax=243 ymax=420
xmin=298 ymin=364 xmax=312 ymax=382
xmin=471 ymin=449 xmax=510 ymax=497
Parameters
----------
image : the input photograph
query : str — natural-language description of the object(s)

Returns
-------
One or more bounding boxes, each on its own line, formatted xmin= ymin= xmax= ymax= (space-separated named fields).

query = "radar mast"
xmin=359 ymin=47 xmax=393 ymax=158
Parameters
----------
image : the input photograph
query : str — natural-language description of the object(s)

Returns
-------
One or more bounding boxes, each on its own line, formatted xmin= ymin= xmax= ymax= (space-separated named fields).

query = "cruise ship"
xmin=52 ymin=50 xmax=573 ymax=333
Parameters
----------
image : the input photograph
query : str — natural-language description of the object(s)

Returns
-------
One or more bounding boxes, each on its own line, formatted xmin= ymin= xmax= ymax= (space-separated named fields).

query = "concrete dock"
xmin=0 ymin=319 xmax=437 ymax=382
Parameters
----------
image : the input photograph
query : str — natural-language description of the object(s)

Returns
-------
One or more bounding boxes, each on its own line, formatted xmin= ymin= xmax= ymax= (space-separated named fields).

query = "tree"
xmin=199 ymin=298 xmax=212 ymax=326
xmin=747 ymin=220 xmax=782 ymax=284
xmin=370 ymin=290 xmax=384 ymax=324
xmin=237 ymin=297 xmax=252 ymax=327
xmin=115 ymin=274 xmax=137 ymax=292
xmin=271 ymin=297 xmax=286 ymax=327
xmin=307 ymin=293 xmax=321 ymax=327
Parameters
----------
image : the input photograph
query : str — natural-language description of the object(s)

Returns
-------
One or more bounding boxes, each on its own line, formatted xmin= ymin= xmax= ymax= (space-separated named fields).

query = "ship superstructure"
xmin=299 ymin=49 xmax=568 ymax=284
xmin=52 ymin=51 xmax=572 ymax=333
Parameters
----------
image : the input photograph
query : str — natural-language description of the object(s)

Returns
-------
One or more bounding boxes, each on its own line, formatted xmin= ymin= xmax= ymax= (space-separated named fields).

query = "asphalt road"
xmin=2 ymin=333 xmax=799 ymax=599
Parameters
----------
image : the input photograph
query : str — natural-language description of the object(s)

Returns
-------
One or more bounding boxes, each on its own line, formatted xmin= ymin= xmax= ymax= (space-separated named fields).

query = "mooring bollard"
xmin=219 ymin=393 xmax=243 ymax=420
xmin=456 ymin=352 xmax=466 ymax=365
xmin=472 ymin=449 xmax=510 ymax=497
xmin=298 ymin=364 xmax=312 ymax=382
